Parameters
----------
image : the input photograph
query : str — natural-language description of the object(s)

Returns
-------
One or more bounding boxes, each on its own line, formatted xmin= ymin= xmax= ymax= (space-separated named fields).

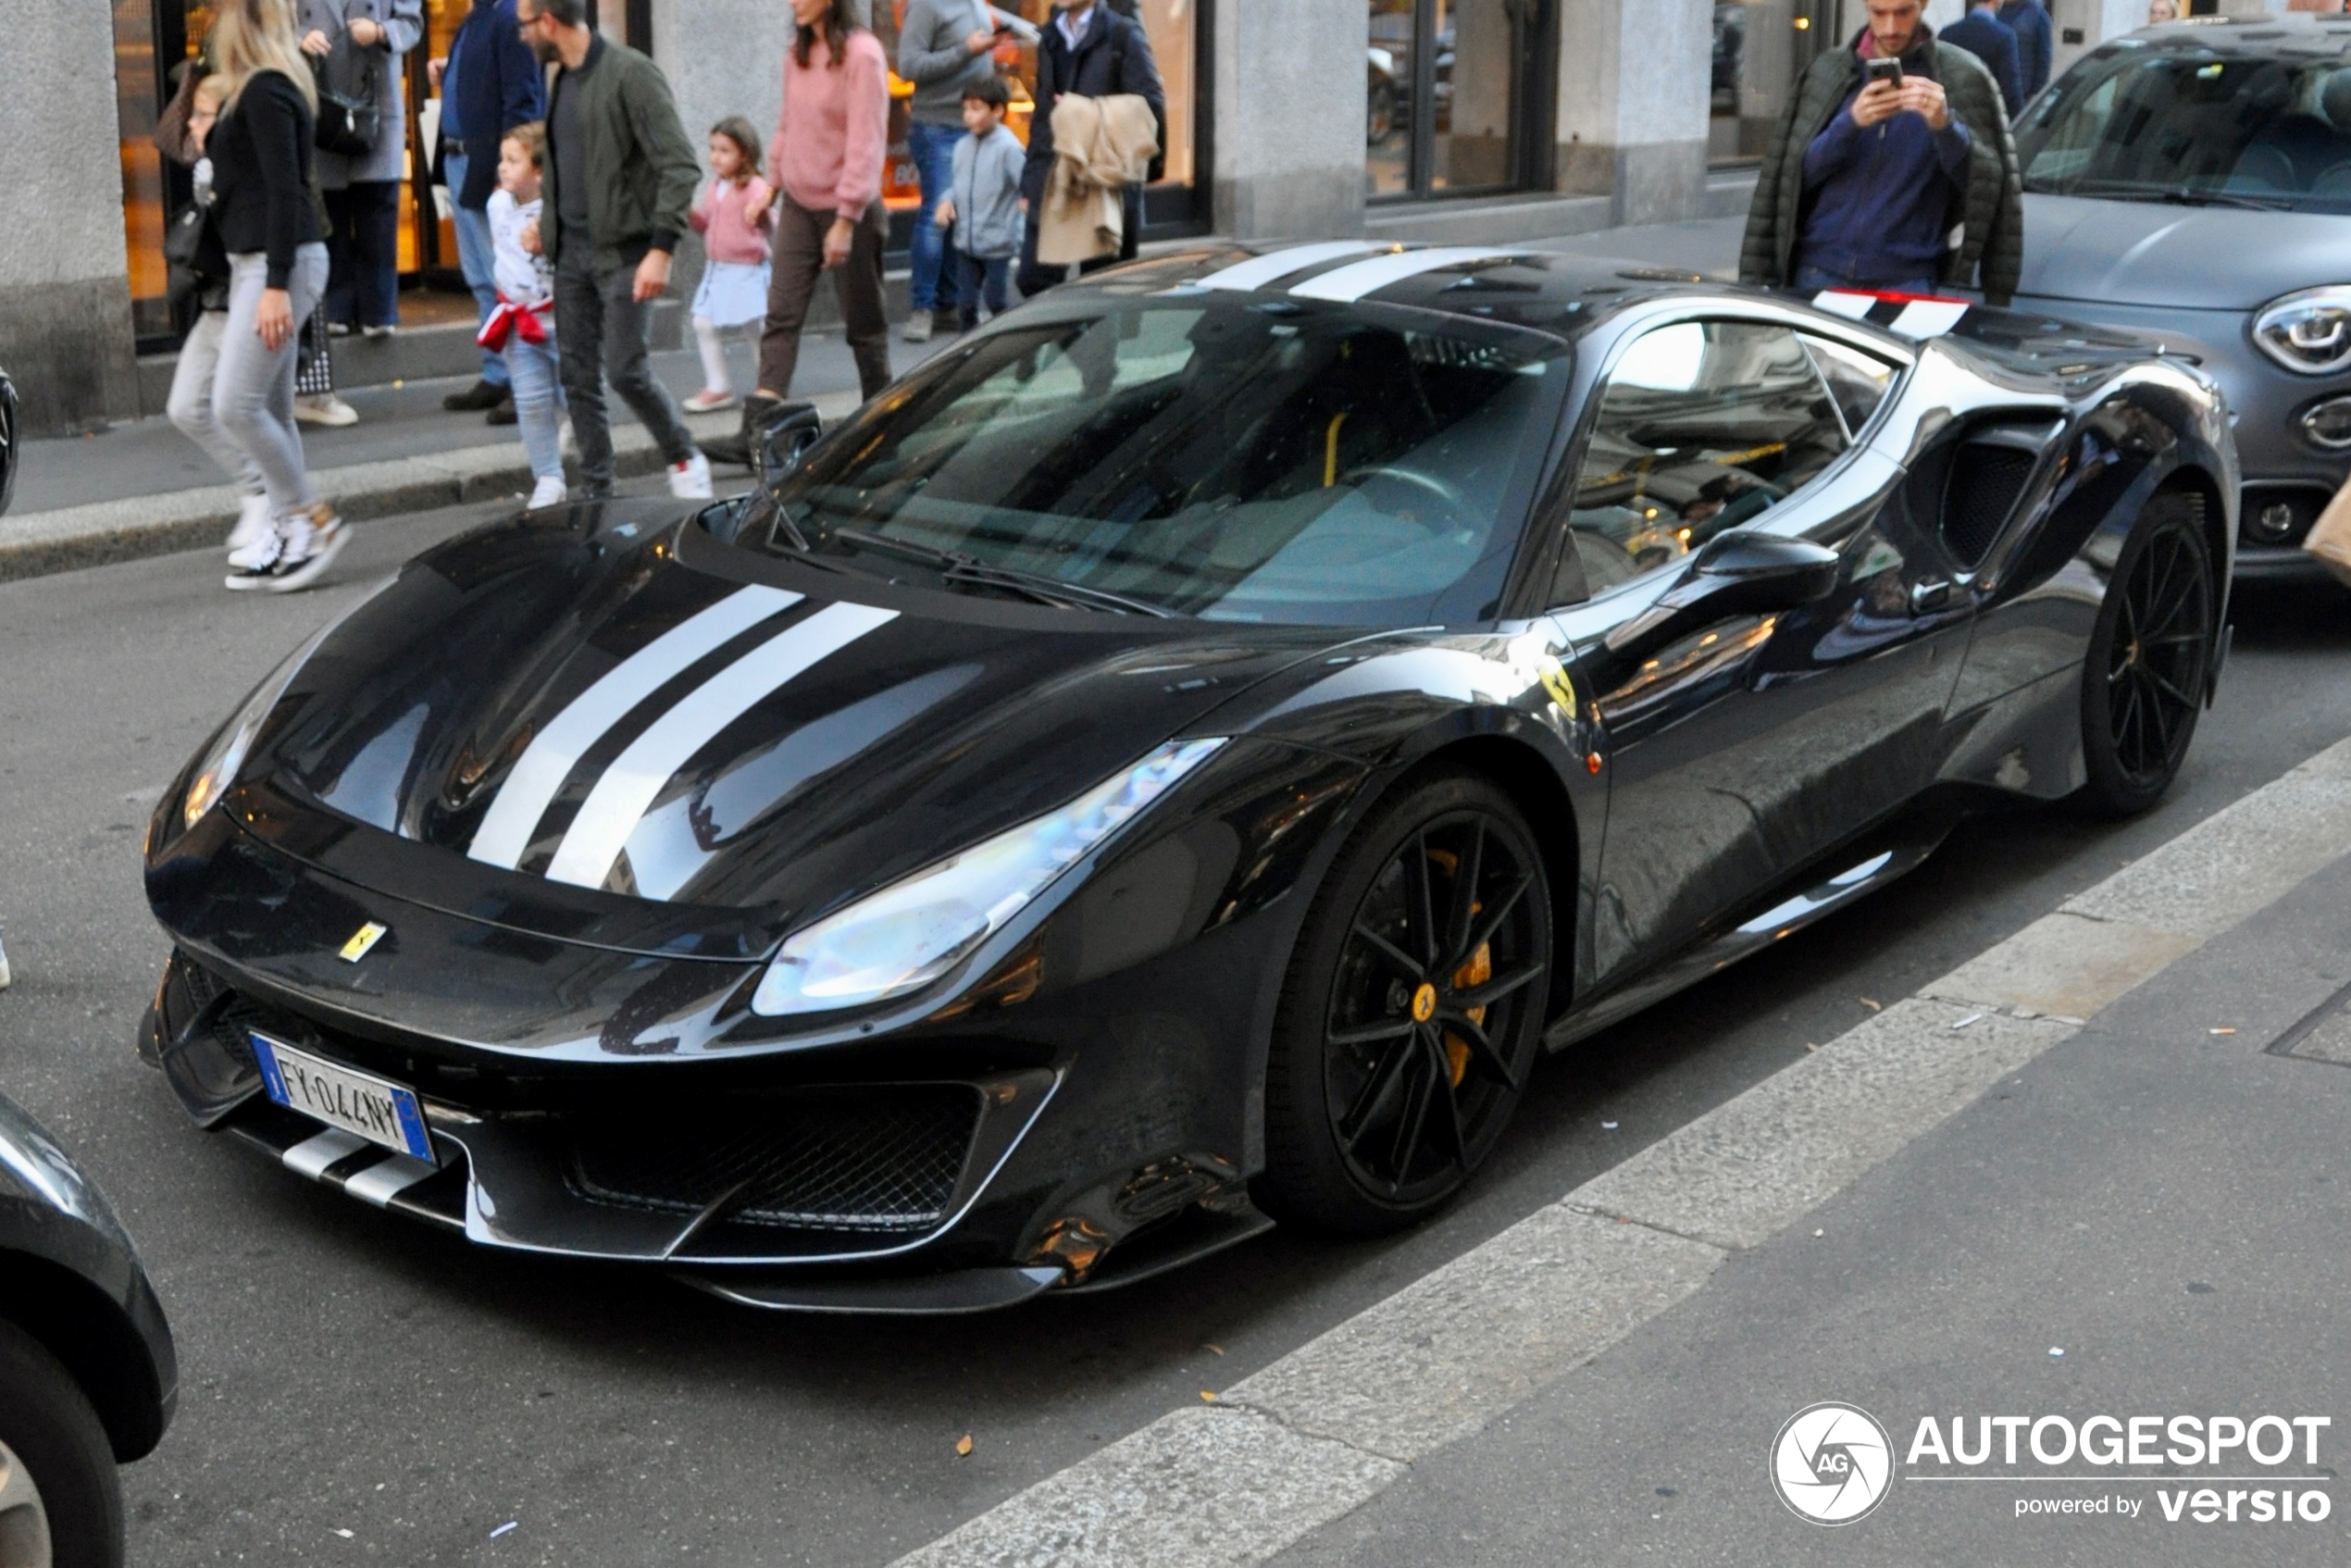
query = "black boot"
xmin=705 ymin=393 xmax=817 ymax=471
xmin=703 ymin=392 xmax=780 ymax=468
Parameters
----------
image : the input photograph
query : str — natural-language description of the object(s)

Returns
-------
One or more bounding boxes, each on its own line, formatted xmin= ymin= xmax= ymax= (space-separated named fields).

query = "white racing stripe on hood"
xmin=1192 ymin=242 xmax=1386 ymax=292
xmin=541 ymin=601 xmax=900 ymax=891
xmin=1287 ymin=246 xmax=1516 ymax=303
xmin=466 ymin=584 xmax=802 ymax=870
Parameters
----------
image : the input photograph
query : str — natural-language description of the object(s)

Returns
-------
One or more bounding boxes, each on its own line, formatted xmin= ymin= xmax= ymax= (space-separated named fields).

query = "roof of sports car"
xmin=1058 ymin=241 xmax=1735 ymax=338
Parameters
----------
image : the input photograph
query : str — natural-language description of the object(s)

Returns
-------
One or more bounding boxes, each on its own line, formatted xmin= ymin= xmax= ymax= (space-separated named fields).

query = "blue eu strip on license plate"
xmin=250 ymin=1032 xmax=435 ymax=1164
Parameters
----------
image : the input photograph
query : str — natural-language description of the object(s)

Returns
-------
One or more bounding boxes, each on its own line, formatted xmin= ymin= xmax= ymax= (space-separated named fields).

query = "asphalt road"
xmin=0 ymin=497 xmax=2346 ymax=1567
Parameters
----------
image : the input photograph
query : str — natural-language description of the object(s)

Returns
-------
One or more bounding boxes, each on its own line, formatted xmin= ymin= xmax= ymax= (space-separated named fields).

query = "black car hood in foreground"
xmin=174 ymin=504 xmax=1349 ymax=960
xmin=2019 ymin=193 xmax=2351 ymax=311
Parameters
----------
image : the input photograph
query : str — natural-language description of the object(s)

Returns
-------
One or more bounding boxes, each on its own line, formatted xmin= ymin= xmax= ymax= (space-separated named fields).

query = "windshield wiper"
xmin=2034 ymin=177 xmax=2292 ymax=210
xmin=832 ymin=527 xmax=1174 ymax=617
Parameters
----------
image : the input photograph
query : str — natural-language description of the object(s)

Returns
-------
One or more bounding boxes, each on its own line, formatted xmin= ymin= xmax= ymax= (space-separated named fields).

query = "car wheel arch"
xmin=0 ymin=1251 xmax=169 ymax=1462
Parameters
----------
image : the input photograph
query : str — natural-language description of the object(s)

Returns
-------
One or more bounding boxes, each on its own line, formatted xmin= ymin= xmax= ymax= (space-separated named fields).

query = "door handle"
xmin=1909 ymin=579 xmax=1953 ymax=616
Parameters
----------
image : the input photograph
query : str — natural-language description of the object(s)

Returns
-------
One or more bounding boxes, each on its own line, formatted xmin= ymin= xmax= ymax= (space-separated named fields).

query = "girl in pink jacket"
xmin=683 ymin=118 xmax=776 ymax=413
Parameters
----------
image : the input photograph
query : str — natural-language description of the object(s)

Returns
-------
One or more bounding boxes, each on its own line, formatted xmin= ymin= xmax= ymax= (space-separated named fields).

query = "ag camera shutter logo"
xmin=1772 ymin=1402 xmax=1896 ymax=1524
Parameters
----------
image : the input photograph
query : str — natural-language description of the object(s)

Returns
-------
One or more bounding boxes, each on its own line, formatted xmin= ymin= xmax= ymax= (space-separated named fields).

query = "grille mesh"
xmin=564 ymin=1087 xmax=983 ymax=1233
xmin=1941 ymin=443 xmax=2035 ymax=566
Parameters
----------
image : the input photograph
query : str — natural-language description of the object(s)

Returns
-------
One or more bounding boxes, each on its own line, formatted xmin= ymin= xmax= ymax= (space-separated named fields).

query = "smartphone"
xmin=1866 ymin=57 xmax=1904 ymax=87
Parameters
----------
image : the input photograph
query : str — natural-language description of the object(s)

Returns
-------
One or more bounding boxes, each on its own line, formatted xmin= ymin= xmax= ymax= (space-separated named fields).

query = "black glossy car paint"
xmin=141 ymin=246 xmax=2237 ymax=1309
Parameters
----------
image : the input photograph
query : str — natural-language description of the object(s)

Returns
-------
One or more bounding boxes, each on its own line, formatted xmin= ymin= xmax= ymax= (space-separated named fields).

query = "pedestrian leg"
xmin=595 ymin=263 xmax=698 ymax=467
xmin=836 ymin=199 xmax=893 ymax=399
xmin=166 ymin=311 xmax=267 ymax=500
xmin=692 ymin=315 xmax=732 ymax=395
xmin=754 ymin=198 xmax=827 ymax=399
xmin=506 ymin=330 xmax=566 ymax=501
xmin=903 ymin=121 xmax=959 ymax=333
xmin=213 ymin=251 xmax=322 ymax=515
xmin=554 ymin=255 xmax=615 ymax=494
xmin=321 ymin=185 xmax=357 ymax=329
xmin=447 ymin=155 xmax=510 ymax=392
xmin=351 ymin=181 xmax=403 ymax=330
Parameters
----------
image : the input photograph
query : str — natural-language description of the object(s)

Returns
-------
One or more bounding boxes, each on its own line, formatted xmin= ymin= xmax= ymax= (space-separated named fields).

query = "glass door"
xmin=1367 ymin=0 xmax=1531 ymax=201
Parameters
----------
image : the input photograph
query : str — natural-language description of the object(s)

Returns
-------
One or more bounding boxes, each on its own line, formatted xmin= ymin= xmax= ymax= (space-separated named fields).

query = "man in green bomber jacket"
xmin=1739 ymin=0 xmax=2022 ymax=306
xmin=516 ymin=0 xmax=710 ymax=499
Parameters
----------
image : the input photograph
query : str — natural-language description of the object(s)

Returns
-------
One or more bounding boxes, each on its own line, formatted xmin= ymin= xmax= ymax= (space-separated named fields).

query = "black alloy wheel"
xmin=2078 ymin=492 xmax=2214 ymax=817
xmin=1260 ymin=771 xmax=1551 ymax=1235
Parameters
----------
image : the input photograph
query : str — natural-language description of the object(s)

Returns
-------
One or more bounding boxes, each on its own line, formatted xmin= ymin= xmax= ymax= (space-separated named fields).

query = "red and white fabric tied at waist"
xmin=478 ymin=295 xmax=552 ymax=352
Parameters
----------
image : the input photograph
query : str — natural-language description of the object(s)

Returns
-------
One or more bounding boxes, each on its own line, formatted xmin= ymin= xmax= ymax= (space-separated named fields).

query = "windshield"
xmin=2017 ymin=44 xmax=2351 ymax=211
xmin=745 ymin=296 xmax=1567 ymax=627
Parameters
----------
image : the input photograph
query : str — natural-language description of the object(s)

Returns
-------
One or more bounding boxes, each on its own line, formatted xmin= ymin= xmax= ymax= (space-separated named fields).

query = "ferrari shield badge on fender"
xmin=1536 ymin=653 xmax=1577 ymax=716
xmin=339 ymin=922 xmax=388 ymax=963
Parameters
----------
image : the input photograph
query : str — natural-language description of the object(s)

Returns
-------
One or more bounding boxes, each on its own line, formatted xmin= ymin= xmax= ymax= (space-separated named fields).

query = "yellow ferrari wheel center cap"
xmin=1411 ymin=983 xmax=1437 ymax=1022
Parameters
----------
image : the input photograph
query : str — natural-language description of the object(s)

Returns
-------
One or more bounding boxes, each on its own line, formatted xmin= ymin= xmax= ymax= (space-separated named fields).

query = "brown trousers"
xmin=756 ymin=195 xmax=891 ymax=400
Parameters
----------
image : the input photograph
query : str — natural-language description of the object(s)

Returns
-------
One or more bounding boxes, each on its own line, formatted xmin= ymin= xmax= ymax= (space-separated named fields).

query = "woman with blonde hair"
xmin=166 ymin=0 xmax=348 ymax=591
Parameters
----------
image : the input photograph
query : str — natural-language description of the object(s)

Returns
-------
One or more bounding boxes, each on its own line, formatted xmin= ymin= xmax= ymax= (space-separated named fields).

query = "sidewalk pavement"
xmin=0 ymin=330 xmax=889 ymax=582
xmin=0 ymin=218 xmax=1752 ymax=584
xmin=1267 ymin=832 xmax=2351 ymax=1566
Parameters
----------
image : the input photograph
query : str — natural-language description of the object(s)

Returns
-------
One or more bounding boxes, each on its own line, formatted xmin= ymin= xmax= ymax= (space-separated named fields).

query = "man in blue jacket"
xmin=1999 ymin=0 xmax=2053 ymax=101
xmin=433 ymin=0 xmax=545 ymax=420
xmin=1944 ymin=0 xmax=2023 ymax=116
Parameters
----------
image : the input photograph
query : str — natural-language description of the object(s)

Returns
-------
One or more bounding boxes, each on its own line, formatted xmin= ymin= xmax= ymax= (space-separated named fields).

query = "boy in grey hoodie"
xmin=934 ymin=75 xmax=1026 ymax=332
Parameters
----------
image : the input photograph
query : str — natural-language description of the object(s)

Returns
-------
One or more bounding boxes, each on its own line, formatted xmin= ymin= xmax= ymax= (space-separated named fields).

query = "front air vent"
xmin=1939 ymin=439 xmax=2040 ymax=567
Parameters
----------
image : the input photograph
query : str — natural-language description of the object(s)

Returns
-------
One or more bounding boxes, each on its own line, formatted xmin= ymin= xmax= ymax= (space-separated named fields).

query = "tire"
xmin=2076 ymin=491 xmax=2215 ymax=818
xmin=1258 ymin=770 xmax=1552 ymax=1236
xmin=0 ymin=1318 xmax=122 ymax=1568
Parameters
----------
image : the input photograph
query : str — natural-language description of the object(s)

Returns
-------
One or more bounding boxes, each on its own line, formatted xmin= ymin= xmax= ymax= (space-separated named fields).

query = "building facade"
xmin=0 ymin=0 xmax=2247 ymax=435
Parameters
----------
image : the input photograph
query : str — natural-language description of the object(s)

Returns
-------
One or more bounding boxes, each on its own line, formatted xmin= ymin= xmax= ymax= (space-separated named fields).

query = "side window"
xmin=1801 ymin=334 xmax=1900 ymax=440
xmin=1566 ymin=319 xmax=1851 ymax=593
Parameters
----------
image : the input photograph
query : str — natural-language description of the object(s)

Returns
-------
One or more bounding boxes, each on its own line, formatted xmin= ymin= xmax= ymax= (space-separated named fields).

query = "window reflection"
xmin=1367 ymin=0 xmax=1525 ymax=200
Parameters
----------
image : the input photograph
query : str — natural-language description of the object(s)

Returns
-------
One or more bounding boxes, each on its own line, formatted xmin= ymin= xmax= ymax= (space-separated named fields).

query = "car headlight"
xmin=2252 ymin=286 xmax=2351 ymax=375
xmin=180 ymin=635 xmax=325 ymax=828
xmin=750 ymin=738 xmax=1228 ymax=1017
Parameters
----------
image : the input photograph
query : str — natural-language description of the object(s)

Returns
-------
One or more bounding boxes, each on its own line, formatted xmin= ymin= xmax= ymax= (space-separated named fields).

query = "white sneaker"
xmin=225 ymin=493 xmax=273 ymax=554
xmin=361 ymin=324 xmax=395 ymax=341
xmin=682 ymin=389 xmax=738 ymax=414
xmin=667 ymin=451 xmax=714 ymax=500
xmin=226 ymin=505 xmax=346 ymax=592
xmin=529 ymin=476 xmax=568 ymax=509
xmin=294 ymin=393 xmax=358 ymax=427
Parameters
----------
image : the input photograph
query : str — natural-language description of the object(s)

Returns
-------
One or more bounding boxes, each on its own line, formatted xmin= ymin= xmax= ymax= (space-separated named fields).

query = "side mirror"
xmin=1602 ymin=533 xmax=1843 ymax=658
xmin=757 ymin=401 xmax=824 ymax=494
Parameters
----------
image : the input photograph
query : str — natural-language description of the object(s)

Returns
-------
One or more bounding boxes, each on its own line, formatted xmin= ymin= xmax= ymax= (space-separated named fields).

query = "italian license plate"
xmin=249 ymin=1032 xmax=435 ymax=1163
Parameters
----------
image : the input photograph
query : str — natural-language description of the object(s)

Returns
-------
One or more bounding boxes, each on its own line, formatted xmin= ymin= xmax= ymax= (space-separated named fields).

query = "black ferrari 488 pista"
xmin=140 ymin=243 xmax=2234 ymax=1312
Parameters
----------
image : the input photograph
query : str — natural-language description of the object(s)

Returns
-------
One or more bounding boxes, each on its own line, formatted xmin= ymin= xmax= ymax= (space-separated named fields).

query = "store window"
xmin=866 ymin=1 xmax=1206 ymax=240
xmin=1710 ymin=0 xmax=1833 ymax=164
xmin=1367 ymin=0 xmax=1534 ymax=201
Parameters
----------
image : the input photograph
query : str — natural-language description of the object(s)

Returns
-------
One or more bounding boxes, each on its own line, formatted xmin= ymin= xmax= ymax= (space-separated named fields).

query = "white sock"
xmin=692 ymin=315 xmax=730 ymax=394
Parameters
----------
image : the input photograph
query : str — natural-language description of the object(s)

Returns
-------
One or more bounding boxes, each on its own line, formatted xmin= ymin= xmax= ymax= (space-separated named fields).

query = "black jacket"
xmin=209 ymin=70 xmax=328 ymax=288
xmin=1019 ymin=5 xmax=1166 ymax=205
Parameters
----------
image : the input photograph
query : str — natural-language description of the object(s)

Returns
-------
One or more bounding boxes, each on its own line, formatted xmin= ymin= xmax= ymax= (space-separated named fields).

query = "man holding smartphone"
xmin=1738 ymin=0 xmax=2021 ymax=305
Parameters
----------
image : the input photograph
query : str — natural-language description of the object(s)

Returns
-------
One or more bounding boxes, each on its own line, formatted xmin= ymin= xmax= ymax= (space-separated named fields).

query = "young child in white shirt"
xmin=480 ymin=122 xmax=566 ymax=508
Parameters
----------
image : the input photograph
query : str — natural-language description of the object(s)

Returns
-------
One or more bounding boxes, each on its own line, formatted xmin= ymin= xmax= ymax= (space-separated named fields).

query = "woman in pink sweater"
xmin=743 ymin=0 xmax=891 ymax=417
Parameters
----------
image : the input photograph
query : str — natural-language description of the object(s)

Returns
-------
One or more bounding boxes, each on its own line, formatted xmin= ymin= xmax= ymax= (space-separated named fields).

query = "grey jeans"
xmin=554 ymin=250 xmax=698 ymax=492
xmin=167 ymin=245 xmax=330 ymax=515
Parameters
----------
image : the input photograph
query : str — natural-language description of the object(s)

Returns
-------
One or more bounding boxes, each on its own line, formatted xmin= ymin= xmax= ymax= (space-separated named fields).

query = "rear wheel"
xmin=0 ymin=1318 xmax=120 ymax=1568
xmin=1259 ymin=771 xmax=1551 ymax=1236
xmin=2077 ymin=491 xmax=2214 ymax=817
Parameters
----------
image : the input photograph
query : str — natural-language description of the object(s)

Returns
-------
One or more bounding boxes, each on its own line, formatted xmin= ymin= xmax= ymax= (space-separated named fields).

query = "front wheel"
xmin=2076 ymin=491 xmax=2214 ymax=817
xmin=1258 ymin=771 xmax=1552 ymax=1236
xmin=0 ymin=1319 xmax=122 ymax=1568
